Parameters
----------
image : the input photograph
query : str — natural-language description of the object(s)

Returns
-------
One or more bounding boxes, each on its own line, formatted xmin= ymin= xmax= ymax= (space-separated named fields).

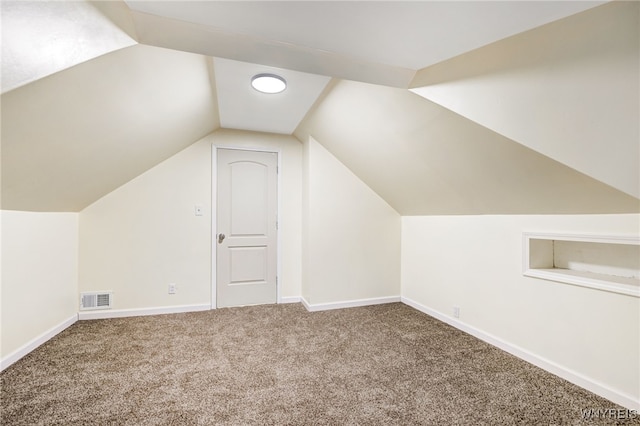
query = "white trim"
xmin=279 ymin=296 xmax=301 ymax=304
xmin=213 ymin=144 xmax=282 ymax=154
xmin=301 ymin=296 xmax=401 ymax=312
xmin=401 ymin=296 xmax=640 ymax=411
xmin=276 ymin=150 xmax=283 ymax=304
xmin=77 ymin=304 xmax=210 ymax=320
xmin=524 ymin=269 xmax=640 ymax=298
xmin=211 ymin=144 xmax=282 ymax=308
xmin=522 ymin=232 xmax=639 ymax=245
xmin=1 ymin=314 xmax=78 ymax=371
xmin=211 ymin=145 xmax=218 ymax=309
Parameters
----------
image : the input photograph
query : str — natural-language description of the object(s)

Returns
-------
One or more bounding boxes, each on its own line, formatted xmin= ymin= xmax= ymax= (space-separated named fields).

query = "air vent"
xmin=80 ymin=292 xmax=113 ymax=310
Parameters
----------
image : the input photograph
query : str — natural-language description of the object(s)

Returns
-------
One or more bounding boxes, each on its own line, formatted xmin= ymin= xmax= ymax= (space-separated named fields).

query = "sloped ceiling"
xmin=2 ymin=44 xmax=218 ymax=211
xmin=2 ymin=0 xmax=638 ymax=214
xmin=295 ymin=80 xmax=639 ymax=215
xmin=410 ymin=0 xmax=640 ymax=199
xmin=124 ymin=0 xmax=604 ymax=88
xmin=1 ymin=0 xmax=137 ymax=93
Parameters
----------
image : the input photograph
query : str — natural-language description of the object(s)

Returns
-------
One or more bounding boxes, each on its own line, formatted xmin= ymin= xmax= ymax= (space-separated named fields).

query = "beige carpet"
xmin=1 ymin=303 xmax=637 ymax=425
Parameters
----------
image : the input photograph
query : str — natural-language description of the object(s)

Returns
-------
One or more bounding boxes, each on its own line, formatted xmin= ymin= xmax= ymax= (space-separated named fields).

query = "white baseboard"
xmin=302 ymin=295 xmax=401 ymax=312
xmin=301 ymin=296 xmax=311 ymax=311
xmin=401 ymin=296 xmax=640 ymax=411
xmin=279 ymin=296 xmax=301 ymax=304
xmin=1 ymin=314 xmax=78 ymax=372
xmin=78 ymin=304 xmax=211 ymax=320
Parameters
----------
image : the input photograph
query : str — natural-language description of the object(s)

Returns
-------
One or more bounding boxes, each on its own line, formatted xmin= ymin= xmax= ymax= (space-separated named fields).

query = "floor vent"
xmin=80 ymin=292 xmax=113 ymax=310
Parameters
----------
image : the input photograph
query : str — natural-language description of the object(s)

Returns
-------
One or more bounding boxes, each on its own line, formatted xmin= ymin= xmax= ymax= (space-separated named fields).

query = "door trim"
xmin=211 ymin=144 xmax=282 ymax=309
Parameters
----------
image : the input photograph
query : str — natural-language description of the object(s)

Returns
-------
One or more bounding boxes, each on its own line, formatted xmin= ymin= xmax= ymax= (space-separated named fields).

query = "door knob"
xmin=218 ymin=233 xmax=226 ymax=244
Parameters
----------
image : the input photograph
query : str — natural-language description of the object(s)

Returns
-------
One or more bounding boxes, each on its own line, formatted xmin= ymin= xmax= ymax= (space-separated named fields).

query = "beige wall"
xmin=411 ymin=1 xmax=639 ymax=199
xmin=1 ymin=211 xmax=78 ymax=359
xmin=401 ymin=214 xmax=640 ymax=407
xmin=79 ymin=136 xmax=213 ymax=310
xmin=78 ymin=127 xmax=399 ymax=309
xmin=302 ymin=136 xmax=400 ymax=305
xmin=79 ymin=129 xmax=302 ymax=310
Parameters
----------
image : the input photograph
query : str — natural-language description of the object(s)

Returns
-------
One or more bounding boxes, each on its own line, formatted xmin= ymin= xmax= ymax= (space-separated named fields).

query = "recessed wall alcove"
xmin=523 ymin=233 xmax=640 ymax=298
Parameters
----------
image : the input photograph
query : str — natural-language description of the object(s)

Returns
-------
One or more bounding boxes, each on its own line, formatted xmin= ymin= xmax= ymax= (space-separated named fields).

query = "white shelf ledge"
xmin=524 ymin=268 xmax=639 ymax=298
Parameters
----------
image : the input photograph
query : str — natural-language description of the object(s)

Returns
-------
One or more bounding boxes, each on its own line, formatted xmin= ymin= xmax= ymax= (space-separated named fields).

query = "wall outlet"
xmin=168 ymin=283 xmax=177 ymax=294
xmin=453 ymin=306 xmax=460 ymax=318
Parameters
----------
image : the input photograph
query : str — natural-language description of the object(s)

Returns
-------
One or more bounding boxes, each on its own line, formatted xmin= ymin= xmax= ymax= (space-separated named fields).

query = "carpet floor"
xmin=1 ymin=303 xmax=637 ymax=425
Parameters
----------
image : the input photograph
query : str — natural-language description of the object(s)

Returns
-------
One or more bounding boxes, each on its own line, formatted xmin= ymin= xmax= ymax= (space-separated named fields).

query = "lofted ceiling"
xmin=124 ymin=0 xmax=605 ymax=88
xmin=295 ymin=79 xmax=639 ymax=215
xmin=1 ymin=0 xmax=637 ymax=214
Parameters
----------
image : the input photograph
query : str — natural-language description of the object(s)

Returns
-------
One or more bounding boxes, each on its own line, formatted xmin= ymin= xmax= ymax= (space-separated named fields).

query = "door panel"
xmin=229 ymin=246 xmax=267 ymax=284
xmin=217 ymin=149 xmax=277 ymax=307
xmin=230 ymin=162 xmax=268 ymax=236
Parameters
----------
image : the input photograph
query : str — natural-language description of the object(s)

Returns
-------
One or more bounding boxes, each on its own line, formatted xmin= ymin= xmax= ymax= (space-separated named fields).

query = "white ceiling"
xmin=1 ymin=1 xmax=607 ymax=135
xmin=0 ymin=0 xmax=136 ymax=93
xmin=214 ymin=58 xmax=331 ymax=134
xmin=125 ymin=0 xmax=605 ymax=87
xmin=122 ymin=0 xmax=607 ymax=134
xmin=3 ymin=0 xmax=633 ymax=213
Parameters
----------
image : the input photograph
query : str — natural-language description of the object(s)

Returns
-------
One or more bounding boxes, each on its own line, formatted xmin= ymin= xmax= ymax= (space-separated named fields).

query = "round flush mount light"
xmin=251 ymin=73 xmax=287 ymax=94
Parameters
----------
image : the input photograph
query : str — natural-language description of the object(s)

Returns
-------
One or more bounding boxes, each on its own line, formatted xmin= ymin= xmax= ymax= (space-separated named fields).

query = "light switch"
xmin=195 ymin=205 xmax=204 ymax=216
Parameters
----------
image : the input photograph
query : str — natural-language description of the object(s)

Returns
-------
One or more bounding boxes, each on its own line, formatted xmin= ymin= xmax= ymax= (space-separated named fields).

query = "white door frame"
xmin=211 ymin=144 xmax=282 ymax=309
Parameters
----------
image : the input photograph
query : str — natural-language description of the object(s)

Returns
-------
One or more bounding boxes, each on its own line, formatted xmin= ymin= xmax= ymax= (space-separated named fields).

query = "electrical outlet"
xmin=168 ymin=283 xmax=177 ymax=294
xmin=453 ymin=306 xmax=460 ymax=318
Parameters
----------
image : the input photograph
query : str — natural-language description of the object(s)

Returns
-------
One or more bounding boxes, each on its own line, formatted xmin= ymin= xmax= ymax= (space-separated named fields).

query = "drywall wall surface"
xmin=401 ymin=214 xmax=640 ymax=405
xmin=1 ymin=211 xmax=78 ymax=358
xmin=211 ymin=129 xmax=303 ymax=301
xmin=295 ymin=79 xmax=638 ymax=215
xmin=411 ymin=1 xmax=639 ymax=199
xmin=302 ymin=136 xmax=400 ymax=305
xmin=79 ymin=129 xmax=302 ymax=310
xmin=79 ymin=137 xmax=213 ymax=310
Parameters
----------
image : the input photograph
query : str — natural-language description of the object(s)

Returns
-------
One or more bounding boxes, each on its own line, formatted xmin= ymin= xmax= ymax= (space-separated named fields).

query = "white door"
xmin=216 ymin=148 xmax=278 ymax=308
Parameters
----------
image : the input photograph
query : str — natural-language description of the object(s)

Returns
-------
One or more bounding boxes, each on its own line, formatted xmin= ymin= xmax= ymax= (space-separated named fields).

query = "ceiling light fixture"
xmin=251 ymin=73 xmax=287 ymax=94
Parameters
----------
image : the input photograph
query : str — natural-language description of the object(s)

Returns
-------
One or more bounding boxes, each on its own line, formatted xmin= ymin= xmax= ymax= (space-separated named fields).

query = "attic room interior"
xmin=1 ymin=0 xmax=639 ymax=423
